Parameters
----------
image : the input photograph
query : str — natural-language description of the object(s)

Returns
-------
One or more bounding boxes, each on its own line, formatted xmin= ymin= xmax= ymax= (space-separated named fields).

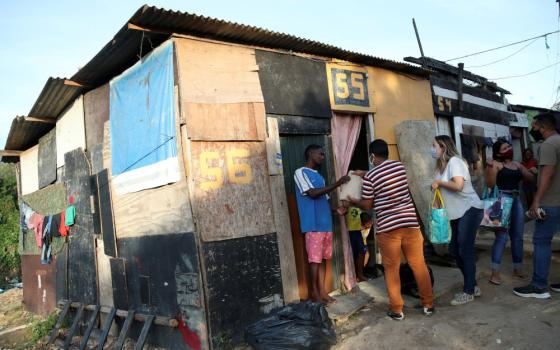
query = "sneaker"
xmin=474 ymin=286 xmax=482 ymax=297
xmin=450 ymin=292 xmax=474 ymax=305
xmin=550 ymin=283 xmax=560 ymax=293
xmin=513 ymin=284 xmax=551 ymax=299
xmin=386 ymin=310 xmax=404 ymax=321
xmin=422 ymin=306 xmax=435 ymax=316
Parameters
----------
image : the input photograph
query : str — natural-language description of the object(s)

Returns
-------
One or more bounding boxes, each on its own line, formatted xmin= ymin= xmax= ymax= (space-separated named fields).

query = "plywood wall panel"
xmin=189 ymin=141 xmax=274 ymax=241
xmin=56 ymin=95 xmax=86 ymax=168
xmin=38 ymin=128 xmax=57 ymax=189
xmin=20 ymin=145 xmax=39 ymax=195
xmin=84 ymin=84 xmax=109 ymax=150
xmin=175 ymin=38 xmax=264 ymax=104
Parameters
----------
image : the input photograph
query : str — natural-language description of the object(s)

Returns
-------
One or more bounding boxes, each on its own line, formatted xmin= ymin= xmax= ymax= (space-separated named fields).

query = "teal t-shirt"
xmin=65 ymin=205 xmax=76 ymax=226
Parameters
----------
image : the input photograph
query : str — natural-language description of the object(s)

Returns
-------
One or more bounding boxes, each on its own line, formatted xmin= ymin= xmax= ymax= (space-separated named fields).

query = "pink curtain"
xmin=331 ymin=112 xmax=362 ymax=292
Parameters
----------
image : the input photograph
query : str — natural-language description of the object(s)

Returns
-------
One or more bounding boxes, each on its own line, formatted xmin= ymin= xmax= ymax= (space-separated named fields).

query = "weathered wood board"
xmin=202 ymin=233 xmax=283 ymax=348
xmin=189 ymin=141 xmax=274 ymax=241
xmin=175 ymin=38 xmax=264 ymax=104
xmin=64 ymin=148 xmax=97 ymax=305
xmin=38 ymin=128 xmax=57 ymax=189
xmin=97 ymin=169 xmax=117 ymax=257
xmin=21 ymin=255 xmax=58 ymax=315
xmin=56 ymin=96 xmax=86 ymax=168
xmin=184 ymin=102 xmax=266 ymax=141
xmin=84 ymin=84 xmax=109 ymax=150
xmin=102 ymin=122 xmax=194 ymax=238
xmin=20 ymin=145 xmax=39 ymax=195
xmin=96 ymin=239 xmax=114 ymax=308
xmin=255 ymin=50 xmax=331 ymax=118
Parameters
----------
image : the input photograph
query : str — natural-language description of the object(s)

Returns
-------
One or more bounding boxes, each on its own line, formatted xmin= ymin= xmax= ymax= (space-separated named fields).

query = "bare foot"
xmin=321 ymin=294 xmax=337 ymax=304
xmin=489 ymin=271 xmax=502 ymax=285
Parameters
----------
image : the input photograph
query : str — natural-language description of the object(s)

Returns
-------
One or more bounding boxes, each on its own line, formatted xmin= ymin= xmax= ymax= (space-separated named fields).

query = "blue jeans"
xmin=491 ymin=196 xmax=524 ymax=271
xmin=531 ymin=206 xmax=560 ymax=289
xmin=449 ymin=206 xmax=483 ymax=294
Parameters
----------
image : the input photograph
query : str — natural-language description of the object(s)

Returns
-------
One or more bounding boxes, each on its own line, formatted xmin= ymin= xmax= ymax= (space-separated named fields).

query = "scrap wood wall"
xmin=175 ymin=37 xmax=295 ymax=348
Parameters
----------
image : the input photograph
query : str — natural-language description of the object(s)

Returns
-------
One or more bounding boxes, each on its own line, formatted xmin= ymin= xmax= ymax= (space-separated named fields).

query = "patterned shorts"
xmin=305 ymin=231 xmax=333 ymax=263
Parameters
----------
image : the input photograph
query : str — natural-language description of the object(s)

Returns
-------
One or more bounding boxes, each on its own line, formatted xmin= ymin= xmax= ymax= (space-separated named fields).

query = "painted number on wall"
xmin=330 ymin=68 xmax=370 ymax=107
xmin=437 ymin=96 xmax=453 ymax=113
xmin=199 ymin=150 xmax=253 ymax=190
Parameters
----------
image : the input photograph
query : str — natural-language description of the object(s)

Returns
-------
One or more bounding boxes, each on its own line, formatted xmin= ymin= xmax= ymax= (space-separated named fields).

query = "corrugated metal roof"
xmin=28 ymin=77 xmax=84 ymax=118
xmin=1 ymin=116 xmax=54 ymax=162
xmin=71 ymin=5 xmax=428 ymax=87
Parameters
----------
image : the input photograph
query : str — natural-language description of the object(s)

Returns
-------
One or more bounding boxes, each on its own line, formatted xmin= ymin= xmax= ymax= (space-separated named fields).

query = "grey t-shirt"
xmin=436 ymin=156 xmax=483 ymax=220
xmin=539 ymin=134 xmax=560 ymax=207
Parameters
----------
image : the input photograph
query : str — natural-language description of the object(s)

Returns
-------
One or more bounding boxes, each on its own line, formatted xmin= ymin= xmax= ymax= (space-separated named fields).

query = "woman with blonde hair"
xmin=431 ymin=135 xmax=484 ymax=305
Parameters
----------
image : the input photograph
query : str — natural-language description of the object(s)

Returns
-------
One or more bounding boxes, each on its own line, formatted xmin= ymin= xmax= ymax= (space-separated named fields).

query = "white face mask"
xmin=431 ymin=147 xmax=439 ymax=159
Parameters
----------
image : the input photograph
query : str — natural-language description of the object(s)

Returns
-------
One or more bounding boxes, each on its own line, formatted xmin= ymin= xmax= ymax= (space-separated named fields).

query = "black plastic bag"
xmin=245 ymin=301 xmax=337 ymax=350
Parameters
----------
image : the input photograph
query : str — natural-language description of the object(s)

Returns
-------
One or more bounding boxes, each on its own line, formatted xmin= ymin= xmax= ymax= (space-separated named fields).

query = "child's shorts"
xmin=349 ymin=230 xmax=367 ymax=257
xmin=305 ymin=232 xmax=333 ymax=263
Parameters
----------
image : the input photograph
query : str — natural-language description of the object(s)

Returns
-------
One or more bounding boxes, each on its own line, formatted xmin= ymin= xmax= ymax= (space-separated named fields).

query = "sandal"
xmin=488 ymin=277 xmax=502 ymax=285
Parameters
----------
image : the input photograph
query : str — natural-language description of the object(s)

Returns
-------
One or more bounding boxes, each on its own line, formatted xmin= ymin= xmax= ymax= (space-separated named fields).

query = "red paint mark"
xmin=69 ymin=195 xmax=75 ymax=204
xmin=176 ymin=314 xmax=201 ymax=350
xmin=225 ymin=204 xmax=234 ymax=214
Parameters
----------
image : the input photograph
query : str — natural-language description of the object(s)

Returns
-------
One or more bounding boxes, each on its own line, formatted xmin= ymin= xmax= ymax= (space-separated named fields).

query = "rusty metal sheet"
xmin=21 ymin=255 xmax=57 ymax=315
xmin=189 ymin=141 xmax=274 ymax=241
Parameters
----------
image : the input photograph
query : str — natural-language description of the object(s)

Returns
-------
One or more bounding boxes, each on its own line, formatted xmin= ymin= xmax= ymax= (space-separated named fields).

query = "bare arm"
xmin=515 ymin=162 xmax=535 ymax=183
xmin=485 ymin=160 xmax=501 ymax=188
xmin=432 ymin=176 xmax=465 ymax=192
xmin=348 ymin=197 xmax=373 ymax=210
xmin=306 ymin=176 xmax=350 ymax=198
xmin=530 ymin=165 xmax=556 ymax=217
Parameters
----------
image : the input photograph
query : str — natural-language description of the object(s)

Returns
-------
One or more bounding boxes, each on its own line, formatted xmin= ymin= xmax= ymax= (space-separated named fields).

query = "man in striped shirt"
xmin=349 ymin=139 xmax=433 ymax=320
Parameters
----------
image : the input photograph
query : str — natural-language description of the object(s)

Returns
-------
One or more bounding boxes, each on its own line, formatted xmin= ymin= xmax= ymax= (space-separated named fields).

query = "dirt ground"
xmin=0 ymin=288 xmax=34 ymax=349
xmin=333 ymin=245 xmax=560 ymax=350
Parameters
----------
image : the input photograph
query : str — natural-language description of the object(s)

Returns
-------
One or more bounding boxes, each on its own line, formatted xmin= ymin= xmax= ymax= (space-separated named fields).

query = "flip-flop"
xmin=488 ymin=278 xmax=502 ymax=285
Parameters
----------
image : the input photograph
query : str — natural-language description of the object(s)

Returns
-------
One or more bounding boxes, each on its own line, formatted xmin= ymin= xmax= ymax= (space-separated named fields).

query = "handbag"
xmin=480 ymin=186 xmax=513 ymax=231
xmin=429 ymin=189 xmax=450 ymax=244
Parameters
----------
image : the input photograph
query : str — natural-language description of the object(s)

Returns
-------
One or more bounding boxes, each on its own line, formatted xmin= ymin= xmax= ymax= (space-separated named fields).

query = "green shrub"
xmin=30 ymin=312 xmax=58 ymax=343
xmin=0 ymin=163 xmax=20 ymax=286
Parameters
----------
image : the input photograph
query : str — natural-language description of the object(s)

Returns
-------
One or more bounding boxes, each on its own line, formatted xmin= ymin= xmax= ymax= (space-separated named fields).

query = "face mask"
xmin=530 ymin=128 xmax=544 ymax=142
xmin=431 ymin=147 xmax=439 ymax=159
xmin=499 ymin=149 xmax=514 ymax=160
xmin=369 ymin=154 xmax=375 ymax=165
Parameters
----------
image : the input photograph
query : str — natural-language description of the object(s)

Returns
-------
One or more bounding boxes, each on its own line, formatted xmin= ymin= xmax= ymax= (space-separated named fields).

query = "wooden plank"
xmin=95 ymin=239 xmax=114 ymax=309
xmin=97 ymin=307 xmax=116 ymax=350
xmin=0 ymin=150 xmax=22 ymax=156
xmin=175 ymin=38 xmax=264 ymax=104
xmin=98 ymin=169 xmax=117 ymax=257
xmin=271 ymin=114 xmax=331 ymax=135
xmin=255 ymin=50 xmax=331 ymax=118
xmin=47 ymin=300 xmax=70 ymax=344
xmin=110 ymin=258 xmax=128 ymax=310
xmin=19 ymin=145 xmax=39 ymax=195
xmin=134 ymin=314 xmax=155 ymax=350
xmin=38 ymin=128 xmax=57 ymax=189
xmin=189 ymin=141 xmax=274 ymax=241
xmin=269 ymin=175 xmax=299 ymax=303
xmin=90 ymin=175 xmax=101 ymax=235
xmin=114 ymin=310 xmax=135 ymax=350
xmin=64 ymin=303 xmax=84 ymax=349
xmin=25 ymin=117 xmax=56 ymax=124
xmin=64 ymin=148 xmax=97 ymax=304
xmin=102 ymin=122 xmax=195 ymax=239
xmin=79 ymin=304 xmax=100 ymax=350
xmin=56 ymin=95 xmax=86 ymax=168
xmin=83 ymin=84 xmax=109 ymax=150
xmin=184 ymin=102 xmax=266 ymax=141
xmin=202 ymin=234 xmax=283 ymax=348
xmin=265 ymin=117 xmax=283 ymax=176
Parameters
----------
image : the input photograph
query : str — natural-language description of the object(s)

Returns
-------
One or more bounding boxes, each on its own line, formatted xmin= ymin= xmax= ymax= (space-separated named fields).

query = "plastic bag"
xmin=480 ymin=187 xmax=513 ymax=231
xmin=429 ymin=189 xmax=450 ymax=244
xmin=245 ymin=301 xmax=337 ymax=350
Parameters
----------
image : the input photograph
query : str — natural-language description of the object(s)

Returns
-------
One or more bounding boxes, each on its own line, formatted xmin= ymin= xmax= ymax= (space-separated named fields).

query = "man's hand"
xmin=336 ymin=206 xmax=347 ymax=216
xmin=336 ymin=175 xmax=351 ymax=186
xmin=529 ymin=200 xmax=542 ymax=219
xmin=431 ymin=179 xmax=442 ymax=190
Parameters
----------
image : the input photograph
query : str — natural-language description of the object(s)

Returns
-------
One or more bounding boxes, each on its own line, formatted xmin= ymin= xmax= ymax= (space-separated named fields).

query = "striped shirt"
xmin=362 ymin=160 xmax=419 ymax=234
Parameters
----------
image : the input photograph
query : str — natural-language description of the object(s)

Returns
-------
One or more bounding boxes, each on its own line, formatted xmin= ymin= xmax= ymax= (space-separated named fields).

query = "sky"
xmin=1 ymin=0 xmax=558 ymax=148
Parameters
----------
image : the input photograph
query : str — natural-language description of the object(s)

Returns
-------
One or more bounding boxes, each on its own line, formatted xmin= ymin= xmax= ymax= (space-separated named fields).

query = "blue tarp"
xmin=109 ymin=41 xmax=180 ymax=194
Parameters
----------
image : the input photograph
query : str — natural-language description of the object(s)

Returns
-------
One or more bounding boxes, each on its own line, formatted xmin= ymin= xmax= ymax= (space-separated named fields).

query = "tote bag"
xmin=480 ymin=186 xmax=513 ymax=231
xmin=430 ymin=189 xmax=450 ymax=244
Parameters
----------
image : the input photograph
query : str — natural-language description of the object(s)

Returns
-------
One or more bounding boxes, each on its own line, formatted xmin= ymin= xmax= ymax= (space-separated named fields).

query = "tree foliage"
xmin=0 ymin=163 xmax=20 ymax=284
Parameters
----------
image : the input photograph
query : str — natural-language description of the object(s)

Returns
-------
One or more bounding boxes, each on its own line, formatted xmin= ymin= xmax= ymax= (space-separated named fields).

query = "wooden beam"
xmin=0 ymin=150 xmax=22 ymax=157
xmin=64 ymin=79 xmax=88 ymax=88
xmin=127 ymin=23 xmax=170 ymax=35
xmin=25 ymin=117 xmax=56 ymax=124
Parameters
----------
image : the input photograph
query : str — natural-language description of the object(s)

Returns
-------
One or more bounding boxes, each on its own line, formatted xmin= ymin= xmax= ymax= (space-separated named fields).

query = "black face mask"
xmin=530 ymin=128 xmax=544 ymax=142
